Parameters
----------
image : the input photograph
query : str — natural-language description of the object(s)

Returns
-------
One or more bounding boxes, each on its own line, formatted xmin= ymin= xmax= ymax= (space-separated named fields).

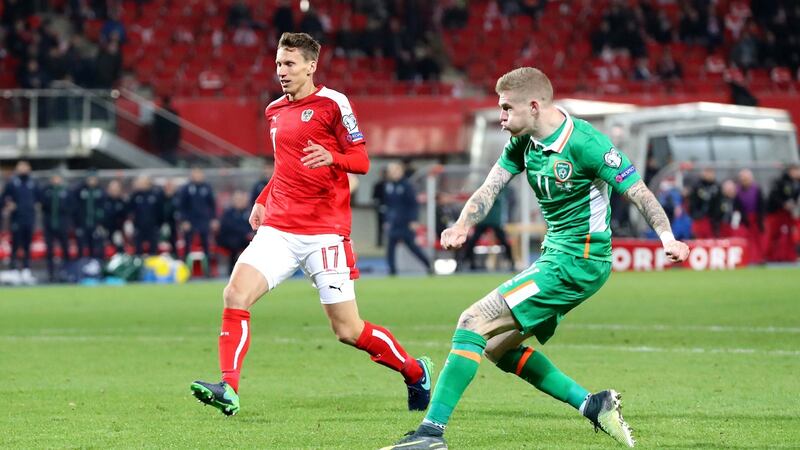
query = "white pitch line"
xmin=388 ymin=323 xmax=800 ymax=334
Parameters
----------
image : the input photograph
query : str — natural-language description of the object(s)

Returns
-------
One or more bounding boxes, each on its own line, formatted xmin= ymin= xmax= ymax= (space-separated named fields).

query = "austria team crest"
xmin=553 ymin=160 xmax=573 ymax=182
xmin=301 ymin=109 xmax=314 ymax=122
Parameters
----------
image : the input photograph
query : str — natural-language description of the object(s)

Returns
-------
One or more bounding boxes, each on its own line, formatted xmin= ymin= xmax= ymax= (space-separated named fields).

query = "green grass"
xmin=2 ymin=268 xmax=799 ymax=449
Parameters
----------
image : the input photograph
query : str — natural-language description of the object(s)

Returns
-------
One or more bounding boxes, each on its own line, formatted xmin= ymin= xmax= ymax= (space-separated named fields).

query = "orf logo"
xmin=301 ymin=109 xmax=314 ymax=122
xmin=553 ymin=160 xmax=573 ymax=182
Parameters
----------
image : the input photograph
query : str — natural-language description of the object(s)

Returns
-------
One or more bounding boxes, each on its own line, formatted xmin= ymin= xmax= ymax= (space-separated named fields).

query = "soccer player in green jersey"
xmin=382 ymin=67 xmax=690 ymax=449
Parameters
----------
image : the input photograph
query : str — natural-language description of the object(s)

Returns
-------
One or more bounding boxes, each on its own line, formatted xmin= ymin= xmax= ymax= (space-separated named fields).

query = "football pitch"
xmin=2 ymin=268 xmax=799 ymax=449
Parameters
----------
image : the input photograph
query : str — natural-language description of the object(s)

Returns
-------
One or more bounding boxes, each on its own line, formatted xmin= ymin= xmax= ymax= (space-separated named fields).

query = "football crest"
xmin=301 ymin=109 xmax=314 ymax=122
xmin=553 ymin=160 xmax=573 ymax=182
xmin=604 ymin=147 xmax=622 ymax=168
xmin=342 ymin=113 xmax=358 ymax=131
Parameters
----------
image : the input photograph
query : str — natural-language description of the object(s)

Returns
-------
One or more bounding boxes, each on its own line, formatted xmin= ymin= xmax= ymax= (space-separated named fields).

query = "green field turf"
xmin=2 ymin=268 xmax=799 ymax=449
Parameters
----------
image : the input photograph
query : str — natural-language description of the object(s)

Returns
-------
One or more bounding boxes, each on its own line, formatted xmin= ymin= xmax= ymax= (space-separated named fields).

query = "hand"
xmin=181 ymin=221 xmax=191 ymax=232
xmin=210 ymin=219 xmax=220 ymax=233
xmin=301 ymin=140 xmax=333 ymax=169
xmin=249 ymin=203 xmax=265 ymax=230
xmin=664 ymin=240 xmax=690 ymax=263
xmin=440 ymin=223 xmax=470 ymax=250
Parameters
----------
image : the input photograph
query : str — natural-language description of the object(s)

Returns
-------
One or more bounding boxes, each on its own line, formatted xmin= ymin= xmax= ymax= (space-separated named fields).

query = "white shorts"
xmin=236 ymin=226 xmax=359 ymax=304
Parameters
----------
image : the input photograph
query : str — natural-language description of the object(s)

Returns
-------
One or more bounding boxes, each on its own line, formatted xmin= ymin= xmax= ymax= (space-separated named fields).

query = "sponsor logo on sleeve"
xmin=553 ymin=160 xmax=573 ymax=182
xmin=346 ymin=131 xmax=364 ymax=143
xmin=615 ymin=165 xmax=637 ymax=183
xmin=301 ymin=109 xmax=314 ymax=122
xmin=342 ymin=113 xmax=358 ymax=131
xmin=604 ymin=147 xmax=622 ymax=168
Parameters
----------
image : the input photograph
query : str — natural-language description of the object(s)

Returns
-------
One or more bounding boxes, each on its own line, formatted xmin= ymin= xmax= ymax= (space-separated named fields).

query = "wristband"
xmin=659 ymin=231 xmax=675 ymax=245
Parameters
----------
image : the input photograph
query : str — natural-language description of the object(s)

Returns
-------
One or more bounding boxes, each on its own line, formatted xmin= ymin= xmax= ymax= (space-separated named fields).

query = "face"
xmin=498 ymin=91 xmax=536 ymax=137
xmin=276 ymin=47 xmax=316 ymax=97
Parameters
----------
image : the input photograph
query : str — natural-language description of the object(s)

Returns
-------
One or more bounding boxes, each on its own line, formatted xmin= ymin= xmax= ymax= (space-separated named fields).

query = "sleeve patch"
xmin=342 ymin=113 xmax=358 ymax=132
xmin=615 ymin=165 xmax=636 ymax=183
xmin=603 ymin=147 xmax=622 ymax=168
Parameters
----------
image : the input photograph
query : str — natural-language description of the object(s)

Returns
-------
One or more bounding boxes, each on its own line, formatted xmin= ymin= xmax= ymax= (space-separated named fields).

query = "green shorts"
xmin=497 ymin=247 xmax=611 ymax=344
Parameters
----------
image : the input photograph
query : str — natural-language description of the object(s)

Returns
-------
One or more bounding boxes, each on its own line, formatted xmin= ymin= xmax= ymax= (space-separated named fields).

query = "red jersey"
xmin=257 ymin=85 xmax=369 ymax=236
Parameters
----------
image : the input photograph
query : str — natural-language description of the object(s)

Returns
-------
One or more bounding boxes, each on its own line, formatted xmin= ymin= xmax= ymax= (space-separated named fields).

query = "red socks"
xmin=219 ymin=308 xmax=251 ymax=392
xmin=355 ymin=321 xmax=423 ymax=384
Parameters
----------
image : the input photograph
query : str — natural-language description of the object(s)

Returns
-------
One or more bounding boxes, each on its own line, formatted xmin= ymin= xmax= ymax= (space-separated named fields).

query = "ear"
xmin=529 ymin=99 xmax=540 ymax=116
xmin=308 ymin=60 xmax=317 ymax=76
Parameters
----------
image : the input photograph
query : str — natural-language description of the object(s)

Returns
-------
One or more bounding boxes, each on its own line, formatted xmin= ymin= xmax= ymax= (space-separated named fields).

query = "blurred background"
xmin=1 ymin=0 xmax=799 ymax=285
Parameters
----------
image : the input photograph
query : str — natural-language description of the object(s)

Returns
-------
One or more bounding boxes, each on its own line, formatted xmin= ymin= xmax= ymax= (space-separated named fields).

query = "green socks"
xmin=496 ymin=345 xmax=589 ymax=410
xmin=424 ymin=329 xmax=487 ymax=427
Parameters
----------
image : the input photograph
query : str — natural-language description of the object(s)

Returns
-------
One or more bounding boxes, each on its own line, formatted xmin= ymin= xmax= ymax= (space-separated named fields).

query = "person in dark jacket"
xmin=764 ymin=165 xmax=800 ymax=262
xmin=162 ymin=179 xmax=180 ymax=257
xmin=384 ymin=162 xmax=431 ymax=275
xmin=179 ymin=167 xmax=217 ymax=274
xmin=104 ymin=179 xmax=128 ymax=254
xmin=1 ymin=160 xmax=37 ymax=282
xmin=152 ymin=96 xmax=181 ymax=165
xmin=217 ymin=190 xmax=253 ymax=275
xmin=129 ymin=175 xmax=164 ymax=256
xmin=371 ymin=167 xmax=389 ymax=247
xmin=38 ymin=174 xmax=73 ymax=281
xmin=249 ymin=161 xmax=272 ymax=205
xmin=688 ymin=168 xmax=721 ymax=238
xmin=73 ymin=169 xmax=106 ymax=259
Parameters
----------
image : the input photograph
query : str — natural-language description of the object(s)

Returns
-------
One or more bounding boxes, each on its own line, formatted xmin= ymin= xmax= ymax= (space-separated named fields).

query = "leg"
xmin=386 ymin=233 xmax=399 ymax=275
xmin=44 ymin=228 xmax=56 ymax=280
xmin=400 ymin=229 xmax=431 ymax=272
xmin=21 ymin=226 xmax=32 ymax=270
xmin=491 ymin=225 xmax=515 ymax=269
xmin=486 ymin=329 xmax=590 ymax=410
xmin=312 ymin=235 xmax=430 ymax=410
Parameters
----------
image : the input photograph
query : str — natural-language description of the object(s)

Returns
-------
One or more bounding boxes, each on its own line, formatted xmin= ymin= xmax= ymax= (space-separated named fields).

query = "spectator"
xmin=217 ymin=190 xmax=253 ymax=275
xmin=179 ymin=167 xmax=216 ymax=275
xmin=273 ymin=0 xmax=295 ymax=40
xmin=39 ymin=174 xmax=73 ymax=282
xmin=764 ymin=165 xmax=800 ymax=262
xmin=718 ymin=179 xmax=746 ymax=238
xmin=226 ymin=0 xmax=253 ymax=29
xmin=152 ymin=96 xmax=181 ymax=165
xmin=100 ymin=9 xmax=126 ymax=45
xmin=161 ymin=179 xmax=180 ymax=257
xmin=590 ymin=20 xmax=612 ymax=56
xmin=383 ymin=162 xmax=432 ymax=275
xmin=299 ymin=7 xmax=325 ymax=43
xmin=249 ymin=161 xmax=273 ymax=205
xmin=441 ymin=0 xmax=469 ymax=29
xmin=458 ymin=187 xmax=515 ymax=271
xmin=656 ymin=48 xmax=683 ymax=81
xmin=73 ymin=169 xmax=106 ymax=260
xmin=94 ymin=39 xmax=122 ymax=88
xmin=104 ymin=179 xmax=128 ymax=254
xmin=730 ymin=26 xmax=759 ymax=71
xmin=736 ymin=168 xmax=765 ymax=263
xmin=371 ymin=166 xmax=389 ymax=247
xmin=129 ymin=175 xmax=164 ymax=256
xmin=1 ymin=160 xmax=37 ymax=284
xmin=653 ymin=177 xmax=692 ymax=241
xmin=688 ymin=168 xmax=721 ymax=238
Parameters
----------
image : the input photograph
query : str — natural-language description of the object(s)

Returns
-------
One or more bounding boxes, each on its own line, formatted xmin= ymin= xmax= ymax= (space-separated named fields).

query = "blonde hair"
xmin=495 ymin=67 xmax=553 ymax=103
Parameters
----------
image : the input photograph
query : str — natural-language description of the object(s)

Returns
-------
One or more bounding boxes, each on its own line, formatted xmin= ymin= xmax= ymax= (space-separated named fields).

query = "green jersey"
xmin=497 ymin=107 xmax=641 ymax=261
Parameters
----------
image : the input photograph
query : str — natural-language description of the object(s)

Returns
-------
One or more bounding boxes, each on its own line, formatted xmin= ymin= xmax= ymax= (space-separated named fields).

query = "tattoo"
xmin=458 ymin=312 xmax=477 ymax=329
xmin=476 ymin=291 xmax=506 ymax=321
xmin=624 ymin=180 xmax=672 ymax=235
xmin=458 ymin=164 xmax=514 ymax=227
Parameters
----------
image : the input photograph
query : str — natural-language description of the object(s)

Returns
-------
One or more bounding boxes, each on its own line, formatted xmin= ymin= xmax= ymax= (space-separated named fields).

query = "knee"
xmin=456 ymin=307 xmax=484 ymax=334
xmin=223 ymin=283 xmax=252 ymax=310
xmin=331 ymin=320 xmax=363 ymax=345
xmin=483 ymin=340 xmax=507 ymax=364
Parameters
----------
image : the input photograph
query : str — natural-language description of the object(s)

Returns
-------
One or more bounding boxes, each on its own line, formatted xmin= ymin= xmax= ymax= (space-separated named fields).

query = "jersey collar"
xmin=530 ymin=105 xmax=574 ymax=154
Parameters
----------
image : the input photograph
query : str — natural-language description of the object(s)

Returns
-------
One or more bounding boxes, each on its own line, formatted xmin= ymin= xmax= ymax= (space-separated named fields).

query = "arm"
xmin=440 ymin=163 xmax=514 ymax=250
xmin=624 ymin=179 xmax=690 ymax=262
xmin=301 ymin=140 xmax=369 ymax=174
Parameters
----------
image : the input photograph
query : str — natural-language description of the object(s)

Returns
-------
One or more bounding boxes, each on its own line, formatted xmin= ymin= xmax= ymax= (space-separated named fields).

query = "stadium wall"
xmin=118 ymin=93 xmax=800 ymax=158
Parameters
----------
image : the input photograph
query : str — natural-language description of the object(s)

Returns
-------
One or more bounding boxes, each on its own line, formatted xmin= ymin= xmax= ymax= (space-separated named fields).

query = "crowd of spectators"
xmin=649 ymin=164 xmax=800 ymax=264
xmin=0 ymin=160 xmax=272 ymax=284
xmin=2 ymin=0 xmax=123 ymax=90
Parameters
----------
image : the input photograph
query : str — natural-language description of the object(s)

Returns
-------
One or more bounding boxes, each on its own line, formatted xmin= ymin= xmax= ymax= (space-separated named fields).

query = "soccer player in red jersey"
xmin=190 ymin=33 xmax=433 ymax=416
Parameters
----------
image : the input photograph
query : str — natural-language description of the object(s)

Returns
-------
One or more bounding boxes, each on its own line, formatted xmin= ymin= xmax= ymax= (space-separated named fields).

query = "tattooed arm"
xmin=440 ymin=163 xmax=514 ymax=250
xmin=624 ymin=179 xmax=690 ymax=262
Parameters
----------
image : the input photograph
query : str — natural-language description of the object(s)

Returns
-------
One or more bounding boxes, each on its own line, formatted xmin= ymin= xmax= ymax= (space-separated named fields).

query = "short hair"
xmin=278 ymin=32 xmax=321 ymax=62
xmin=495 ymin=67 xmax=554 ymax=103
